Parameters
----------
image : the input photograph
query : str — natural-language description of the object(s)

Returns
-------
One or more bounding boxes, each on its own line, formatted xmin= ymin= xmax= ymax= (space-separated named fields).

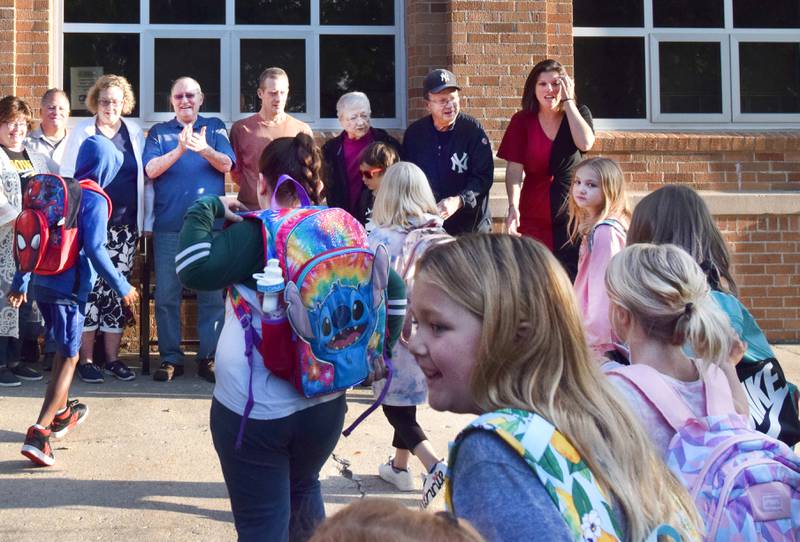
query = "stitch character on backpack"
xmin=229 ymin=175 xmax=389 ymax=399
xmin=14 ymin=173 xmax=110 ymax=274
xmin=567 ymin=157 xmax=630 ymax=360
xmin=604 ymin=244 xmax=800 ymax=541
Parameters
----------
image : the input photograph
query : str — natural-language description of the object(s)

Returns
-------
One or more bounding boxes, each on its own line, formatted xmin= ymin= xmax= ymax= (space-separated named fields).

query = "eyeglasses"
xmin=99 ymin=99 xmax=123 ymax=108
xmin=173 ymin=92 xmax=199 ymax=101
xmin=4 ymin=121 xmax=27 ymax=130
xmin=360 ymin=167 xmax=384 ymax=180
xmin=429 ymin=97 xmax=458 ymax=107
xmin=345 ymin=112 xmax=370 ymax=123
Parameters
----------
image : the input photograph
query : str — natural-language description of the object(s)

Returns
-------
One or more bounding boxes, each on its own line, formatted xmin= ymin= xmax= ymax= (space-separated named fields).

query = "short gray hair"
xmin=336 ymin=92 xmax=371 ymax=117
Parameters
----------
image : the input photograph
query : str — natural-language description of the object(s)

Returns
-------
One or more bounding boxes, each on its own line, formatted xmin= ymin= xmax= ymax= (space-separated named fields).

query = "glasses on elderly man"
xmin=173 ymin=92 xmax=199 ymax=101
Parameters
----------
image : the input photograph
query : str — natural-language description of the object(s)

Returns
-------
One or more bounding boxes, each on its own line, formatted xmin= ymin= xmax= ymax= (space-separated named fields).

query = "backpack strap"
xmin=697 ymin=364 xmax=738 ymax=417
xmin=605 ymin=365 xmax=696 ymax=431
xmin=588 ymin=218 xmax=627 ymax=253
xmin=228 ymin=285 xmax=262 ymax=450
xmin=270 ymin=174 xmax=311 ymax=209
xmin=78 ymin=179 xmax=113 ymax=219
xmin=447 ymin=409 xmax=624 ymax=542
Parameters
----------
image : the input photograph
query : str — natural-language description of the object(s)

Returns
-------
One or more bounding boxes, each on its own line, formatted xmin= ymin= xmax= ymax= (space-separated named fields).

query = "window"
xmin=58 ymin=0 xmax=405 ymax=128
xmin=573 ymin=0 xmax=800 ymax=127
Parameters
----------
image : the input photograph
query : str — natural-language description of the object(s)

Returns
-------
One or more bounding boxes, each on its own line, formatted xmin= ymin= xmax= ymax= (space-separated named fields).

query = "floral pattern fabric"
xmin=446 ymin=409 xmax=623 ymax=542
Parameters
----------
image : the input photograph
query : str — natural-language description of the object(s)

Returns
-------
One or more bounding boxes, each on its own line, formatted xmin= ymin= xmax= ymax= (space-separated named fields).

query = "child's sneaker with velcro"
xmin=21 ymin=425 xmax=55 ymax=466
xmin=50 ymin=399 xmax=88 ymax=438
xmin=421 ymin=461 xmax=447 ymax=509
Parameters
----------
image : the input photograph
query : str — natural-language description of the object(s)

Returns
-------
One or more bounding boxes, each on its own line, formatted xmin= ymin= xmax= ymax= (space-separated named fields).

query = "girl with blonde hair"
xmin=566 ymin=157 xmax=631 ymax=358
xmin=408 ymin=234 xmax=700 ymax=542
xmin=368 ymin=161 xmax=448 ymax=506
xmin=603 ymin=244 xmax=749 ymax=454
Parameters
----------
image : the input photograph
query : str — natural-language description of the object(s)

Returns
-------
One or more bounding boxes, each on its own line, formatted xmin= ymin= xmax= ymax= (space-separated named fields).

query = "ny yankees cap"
xmin=423 ymin=69 xmax=460 ymax=96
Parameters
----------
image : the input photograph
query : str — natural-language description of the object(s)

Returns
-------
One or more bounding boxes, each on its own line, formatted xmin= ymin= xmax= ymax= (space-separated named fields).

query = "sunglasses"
xmin=360 ymin=167 xmax=384 ymax=180
xmin=173 ymin=92 xmax=198 ymax=101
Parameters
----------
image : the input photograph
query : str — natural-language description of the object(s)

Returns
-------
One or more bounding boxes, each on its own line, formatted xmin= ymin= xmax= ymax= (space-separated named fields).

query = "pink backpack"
xmin=608 ymin=364 xmax=800 ymax=541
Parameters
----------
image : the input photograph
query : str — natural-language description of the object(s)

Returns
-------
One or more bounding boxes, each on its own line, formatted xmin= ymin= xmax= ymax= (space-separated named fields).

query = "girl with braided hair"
xmin=175 ymin=132 xmax=406 ymax=541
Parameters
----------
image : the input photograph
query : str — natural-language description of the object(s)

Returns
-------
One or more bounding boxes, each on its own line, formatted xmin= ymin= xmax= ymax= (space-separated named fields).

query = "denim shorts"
xmin=38 ymin=302 xmax=86 ymax=358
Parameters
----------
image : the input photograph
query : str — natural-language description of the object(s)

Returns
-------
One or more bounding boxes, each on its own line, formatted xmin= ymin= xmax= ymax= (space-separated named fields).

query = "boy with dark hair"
xmin=9 ymin=135 xmax=138 ymax=466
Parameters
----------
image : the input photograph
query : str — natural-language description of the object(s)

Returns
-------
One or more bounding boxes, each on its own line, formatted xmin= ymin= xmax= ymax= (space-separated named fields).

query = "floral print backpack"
xmin=446 ymin=409 xmax=684 ymax=542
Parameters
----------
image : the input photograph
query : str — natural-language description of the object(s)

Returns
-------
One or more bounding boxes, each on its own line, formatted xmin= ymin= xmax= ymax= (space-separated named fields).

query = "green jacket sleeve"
xmin=385 ymin=268 xmax=406 ymax=353
xmin=177 ymin=196 xmax=264 ymax=291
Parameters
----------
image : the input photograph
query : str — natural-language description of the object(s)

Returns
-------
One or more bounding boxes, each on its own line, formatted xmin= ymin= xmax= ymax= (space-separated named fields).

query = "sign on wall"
xmin=69 ymin=67 xmax=104 ymax=111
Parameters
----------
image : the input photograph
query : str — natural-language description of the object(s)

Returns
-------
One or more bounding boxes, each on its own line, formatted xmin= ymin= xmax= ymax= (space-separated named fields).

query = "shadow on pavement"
xmin=0 ymin=476 xmax=232 ymax=523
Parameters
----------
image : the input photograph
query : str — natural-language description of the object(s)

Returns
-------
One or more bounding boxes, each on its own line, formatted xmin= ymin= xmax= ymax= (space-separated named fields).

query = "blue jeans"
xmin=153 ymin=231 xmax=223 ymax=364
xmin=210 ymin=396 xmax=346 ymax=542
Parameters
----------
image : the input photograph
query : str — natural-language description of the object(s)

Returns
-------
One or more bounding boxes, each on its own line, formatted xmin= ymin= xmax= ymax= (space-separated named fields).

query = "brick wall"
xmin=0 ymin=0 xmax=49 ymax=103
xmin=719 ymin=215 xmax=800 ymax=342
xmin=593 ymin=132 xmax=800 ymax=192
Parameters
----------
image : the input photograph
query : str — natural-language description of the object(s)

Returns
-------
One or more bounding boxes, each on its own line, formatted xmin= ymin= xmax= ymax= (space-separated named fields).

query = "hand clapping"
xmin=186 ymin=125 xmax=209 ymax=154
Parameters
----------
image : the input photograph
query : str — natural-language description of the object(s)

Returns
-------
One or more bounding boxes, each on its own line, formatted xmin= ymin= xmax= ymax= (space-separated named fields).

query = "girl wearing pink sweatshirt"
xmin=567 ymin=157 xmax=630 ymax=359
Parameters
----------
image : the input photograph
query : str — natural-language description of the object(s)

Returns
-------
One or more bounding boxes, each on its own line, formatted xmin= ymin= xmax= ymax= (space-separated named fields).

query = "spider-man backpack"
xmin=13 ymin=173 xmax=111 ymax=275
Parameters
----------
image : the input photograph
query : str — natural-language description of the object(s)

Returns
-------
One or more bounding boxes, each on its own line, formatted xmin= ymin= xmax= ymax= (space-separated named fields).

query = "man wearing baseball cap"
xmin=402 ymin=68 xmax=494 ymax=235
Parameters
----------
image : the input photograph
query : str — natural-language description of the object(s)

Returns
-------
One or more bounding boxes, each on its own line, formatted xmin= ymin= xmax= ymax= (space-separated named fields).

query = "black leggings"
xmin=382 ymin=405 xmax=428 ymax=451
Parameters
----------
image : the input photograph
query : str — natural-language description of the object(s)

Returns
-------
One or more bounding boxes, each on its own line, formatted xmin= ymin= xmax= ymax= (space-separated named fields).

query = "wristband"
xmin=562 ymin=98 xmax=573 ymax=102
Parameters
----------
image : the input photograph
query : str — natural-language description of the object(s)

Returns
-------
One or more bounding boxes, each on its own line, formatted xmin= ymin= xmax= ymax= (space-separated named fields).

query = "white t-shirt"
xmin=603 ymin=360 xmax=709 ymax=456
xmin=213 ymin=288 xmax=341 ymax=420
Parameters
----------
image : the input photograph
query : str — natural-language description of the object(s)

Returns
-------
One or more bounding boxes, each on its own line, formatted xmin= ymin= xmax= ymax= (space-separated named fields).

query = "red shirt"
xmin=497 ymin=110 xmax=555 ymax=249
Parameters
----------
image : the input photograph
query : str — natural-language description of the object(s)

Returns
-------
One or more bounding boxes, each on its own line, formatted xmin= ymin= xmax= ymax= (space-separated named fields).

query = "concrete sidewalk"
xmin=0 ymin=359 xmax=471 ymax=542
xmin=1 ymin=345 xmax=798 ymax=541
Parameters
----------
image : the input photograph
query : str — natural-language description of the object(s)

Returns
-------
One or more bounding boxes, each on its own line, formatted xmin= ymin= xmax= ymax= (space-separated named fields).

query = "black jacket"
xmin=321 ymin=127 xmax=401 ymax=225
xmin=402 ymin=113 xmax=494 ymax=235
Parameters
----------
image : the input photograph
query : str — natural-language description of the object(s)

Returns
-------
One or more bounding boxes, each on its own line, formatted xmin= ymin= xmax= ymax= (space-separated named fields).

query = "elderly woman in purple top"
xmin=321 ymin=91 xmax=401 ymax=225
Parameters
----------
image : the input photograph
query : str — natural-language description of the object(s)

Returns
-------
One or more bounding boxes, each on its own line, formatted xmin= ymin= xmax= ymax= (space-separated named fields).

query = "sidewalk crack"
xmin=331 ymin=453 xmax=365 ymax=498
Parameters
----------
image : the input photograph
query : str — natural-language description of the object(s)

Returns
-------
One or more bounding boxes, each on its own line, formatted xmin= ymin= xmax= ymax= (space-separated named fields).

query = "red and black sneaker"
xmin=21 ymin=425 xmax=55 ymax=466
xmin=50 ymin=399 xmax=89 ymax=438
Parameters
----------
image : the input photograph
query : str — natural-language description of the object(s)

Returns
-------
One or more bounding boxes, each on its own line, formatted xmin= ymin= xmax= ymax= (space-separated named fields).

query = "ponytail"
xmin=258 ymin=133 xmax=322 ymax=205
xmin=606 ymin=243 xmax=733 ymax=366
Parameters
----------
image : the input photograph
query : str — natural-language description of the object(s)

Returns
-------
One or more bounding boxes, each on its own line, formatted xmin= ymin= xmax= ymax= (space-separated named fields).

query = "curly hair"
xmin=258 ymin=132 xmax=322 ymax=205
xmin=86 ymin=74 xmax=136 ymax=115
xmin=0 ymin=95 xmax=33 ymax=125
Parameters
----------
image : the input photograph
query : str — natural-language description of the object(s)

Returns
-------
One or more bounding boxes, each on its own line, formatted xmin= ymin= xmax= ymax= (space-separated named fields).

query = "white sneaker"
xmin=378 ymin=459 xmax=416 ymax=491
xmin=421 ymin=461 xmax=447 ymax=509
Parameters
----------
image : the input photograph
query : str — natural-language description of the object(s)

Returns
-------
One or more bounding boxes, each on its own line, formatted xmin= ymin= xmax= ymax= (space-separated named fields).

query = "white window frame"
xmin=650 ymin=32 xmax=730 ymax=123
xmin=731 ymin=32 xmax=800 ymax=123
xmin=573 ymin=0 xmax=800 ymax=130
xmin=56 ymin=0 xmax=406 ymax=130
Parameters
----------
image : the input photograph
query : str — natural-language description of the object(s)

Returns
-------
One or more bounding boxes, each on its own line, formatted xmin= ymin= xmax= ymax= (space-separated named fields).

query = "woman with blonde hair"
xmin=368 ymin=161 xmax=449 ymax=507
xmin=59 ymin=74 xmax=151 ymax=383
xmin=407 ymin=234 xmax=700 ymax=541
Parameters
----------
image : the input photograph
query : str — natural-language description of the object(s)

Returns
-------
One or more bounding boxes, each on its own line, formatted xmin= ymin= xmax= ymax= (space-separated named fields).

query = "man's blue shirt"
xmin=143 ymin=115 xmax=235 ymax=232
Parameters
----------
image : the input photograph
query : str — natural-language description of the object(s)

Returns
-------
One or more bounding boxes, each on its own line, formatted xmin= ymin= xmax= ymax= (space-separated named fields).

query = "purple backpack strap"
xmin=228 ymin=287 xmax=258 ymax=450
xmin=341 ymin=357 xmax=393 ymax=437
xmin=606 ymin=364 xmax=695 ymax=431
xmin=270 ymin=174 xmax=312 ymax=209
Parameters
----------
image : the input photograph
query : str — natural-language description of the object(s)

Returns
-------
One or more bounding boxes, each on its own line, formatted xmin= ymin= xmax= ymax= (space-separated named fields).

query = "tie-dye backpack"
xmin=228 ymin=176 xmax=388 ymax=398
xmin=446 ymin=409 xmax=684 ymax=541
xmin=608 ymin=364 xmax=800 ymax=541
